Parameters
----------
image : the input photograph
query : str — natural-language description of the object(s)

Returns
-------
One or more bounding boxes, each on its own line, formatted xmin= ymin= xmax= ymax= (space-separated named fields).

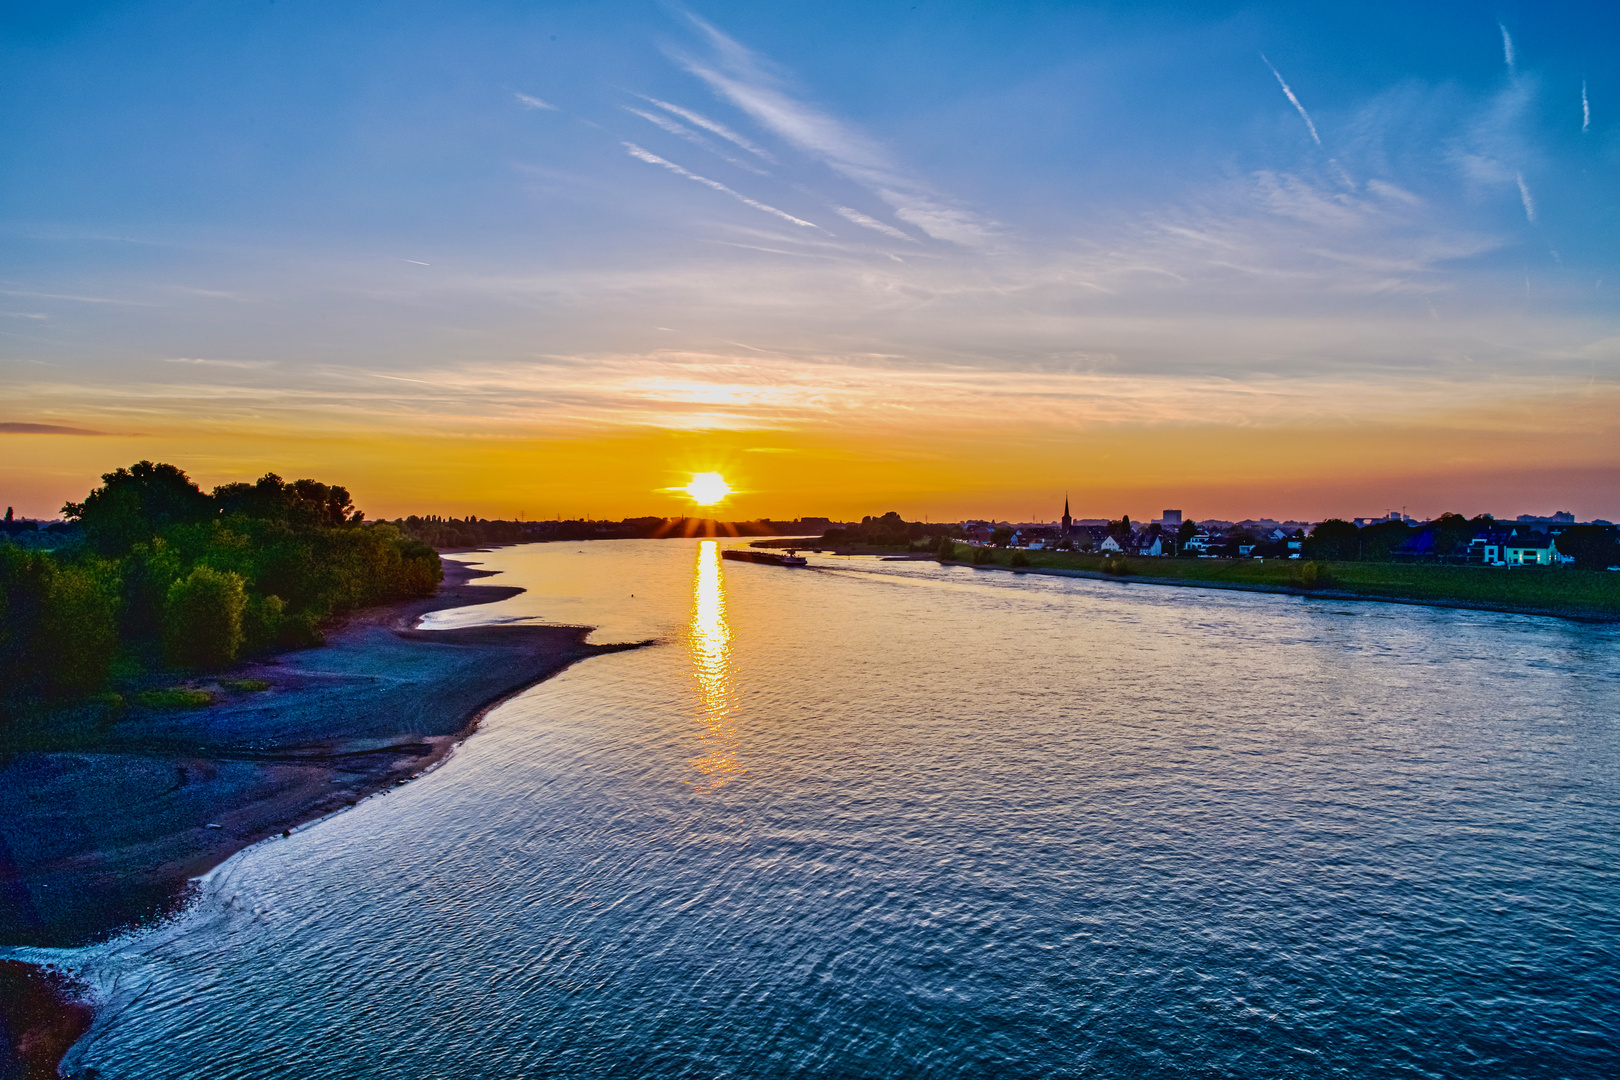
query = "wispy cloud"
xmin=163 ymin=356 xmax=276 ymax=370
xmin=1499 ymin=23 xmax=1516 ymax=73
xmin=0 ymin=288 xmax=145 ymax=305
xmin=834 ymin=206 xmax=912 ymax=242
xmin=1516 ymin=173 xmax=1537 ymax=223
xmin=1261 ymin=54 xmax=1322 ymax=146
xmin=674 ymin=13 xmax=997 ymax=248
xmin=623 ymin=105 xmax=768 ymax=174
xmin=0 ymin=421 xmax=108 ymax=435
xmin=514 ymin=92 xmax=557 ymax=111
xmin=622 ymin=142 xmax=820 ymax=228
xmin=1583 ymin=80 xmax=1591 ymax=133
xmin=639 ymin=95 xmax=775 ymax=162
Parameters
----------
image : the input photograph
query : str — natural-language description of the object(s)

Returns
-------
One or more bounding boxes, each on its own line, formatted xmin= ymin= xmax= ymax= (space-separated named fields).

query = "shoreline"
xmin=0 ymin=551 xmax=647 ymax=1075
xmin=939 ymin=558 xmax=1620 ymax=623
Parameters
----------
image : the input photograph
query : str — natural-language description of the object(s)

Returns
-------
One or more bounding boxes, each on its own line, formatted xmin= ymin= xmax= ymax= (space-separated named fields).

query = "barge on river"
xmin=723 ymin=549 xmax=808 ymax=567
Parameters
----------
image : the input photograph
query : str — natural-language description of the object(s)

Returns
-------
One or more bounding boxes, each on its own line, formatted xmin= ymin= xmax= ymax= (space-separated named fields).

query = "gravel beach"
xmin=0 ymin=552 xmax=642 ymax=1075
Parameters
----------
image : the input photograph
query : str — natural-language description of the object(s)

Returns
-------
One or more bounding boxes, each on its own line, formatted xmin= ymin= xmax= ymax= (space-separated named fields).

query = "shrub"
xmin=1289 ymin=561 xmax=1332 ymax=590
xmin=0 ymin=546 xmax=120 ymax=704
xmin=165 ymin=566 xmax=247 ymax=668
xmin=936 ymin=536 xmax=957 ymax=561
xmin=223 ymin=678 xmax=270 ymax=692
xmin=1010 ymin=550 xmax=1030 ymax=568
xmin=972 ymin=546 xmax=994 ymax=565
xmin=241 ymin=594 xmax=286 ymax=653
xmin=1101 ymin=555 xmax=1130 ymax=575
xmin=137 ymin=686 xmax=215 ymax=709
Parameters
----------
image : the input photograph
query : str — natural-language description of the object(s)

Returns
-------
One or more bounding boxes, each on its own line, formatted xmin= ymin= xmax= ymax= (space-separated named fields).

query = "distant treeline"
xmin=819 ymin=512 xmax=958 ymax=548
xmin=1304 ymin=515 xmax=1619 ymax=567
xmin=1 ymin=462 xmax=441 ymax=717
xmin=390 ymin=515 xmax=827 ymax=548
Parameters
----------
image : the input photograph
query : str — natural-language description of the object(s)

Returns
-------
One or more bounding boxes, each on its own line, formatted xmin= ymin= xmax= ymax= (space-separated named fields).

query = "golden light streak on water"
xmin=686 ymin=539 xmax=742 ymax=789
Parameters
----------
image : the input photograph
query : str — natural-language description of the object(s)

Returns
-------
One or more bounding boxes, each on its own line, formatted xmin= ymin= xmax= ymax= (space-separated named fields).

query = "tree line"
xmin=1 ymin=462 xmax=442 ymax=717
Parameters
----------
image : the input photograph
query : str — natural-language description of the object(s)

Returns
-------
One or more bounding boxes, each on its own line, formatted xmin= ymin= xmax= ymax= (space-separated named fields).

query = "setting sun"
xmin=682 ymin=472 xmax=732 ymax=506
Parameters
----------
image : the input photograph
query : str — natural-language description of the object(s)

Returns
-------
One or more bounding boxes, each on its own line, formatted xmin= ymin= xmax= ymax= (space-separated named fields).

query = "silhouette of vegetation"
xmin=972 ymin=545 xmax=995 ymax=565
xmin=1101 ymin=554 xmax=1131 ymax=575
xmin=1288 ymin=561 xmax=1332 ymax=589
xmin=2 ymin=462 xmax=442 ymax=721
xmin=820 ymin=511 xmax=958 ymax=549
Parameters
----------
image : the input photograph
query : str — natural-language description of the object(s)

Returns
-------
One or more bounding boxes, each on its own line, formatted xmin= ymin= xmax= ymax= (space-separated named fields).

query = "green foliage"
xmin=1010 ymin=550 xmax=1030 ymax=567
xmin=1101 ymin=555 xmax=1131 ymax=575
xmin=63 ymin=460 xmax=215 ymax=557
xmin=936 ymin=535 xmax=957 ymax=561
xmin=991 ymin=527 xmax=1014 ymax=547
xmin=4 ymin=461 xmax=443 ymax=716
xmin=972 ymin=545 xmax=995 ymax=565
xmin=0 ymin=545 xmax=120 ymax=705
xmin=1289 ymin=561 xmax=1332 ymax=589
xmin=137 ymin=687 xmax=216 ymax=709
xmin=165 ymin=566 xmax=247 ymax=669
xmin=223 ymin=678 xmax=271 ymax=692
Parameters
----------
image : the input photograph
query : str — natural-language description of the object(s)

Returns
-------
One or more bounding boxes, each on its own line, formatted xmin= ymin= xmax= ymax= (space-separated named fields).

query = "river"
xmin=47 ymin=539 xmax=1620 ymax=1077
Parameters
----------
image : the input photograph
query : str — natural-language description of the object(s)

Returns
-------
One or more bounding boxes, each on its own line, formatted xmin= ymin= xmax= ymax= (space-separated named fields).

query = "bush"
xmin=165 ymin=566 xmax=247 ymax=669
xmin=137 ymin=686 xmax=215 ymax=709
xmin=1289 ymin=561 xmax=1332 ymax=589
xmin=936 ymin=536 xmax=957 ymax=561
xmin=223 ymin=678 xmax=270 ymax=692
xmin=1101 ymin=555 xmax=1130 ymax=575
xmin=241 ymin=594 xmax=286 ymax=652
xmin=1009 ymin=550 xmax=1030 ymax=568
xmin=972 ymin=546 xmax=995 ymax=565
xmin=0 ymin=545 xmax=120 ymax=705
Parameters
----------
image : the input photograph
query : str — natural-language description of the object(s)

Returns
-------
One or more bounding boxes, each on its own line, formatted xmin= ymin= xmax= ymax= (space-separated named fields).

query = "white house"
xmin=1098 ymin=535 xmax=1123 ymax=553
xmin=1502 ymin=534 xmax=1564 ymax=566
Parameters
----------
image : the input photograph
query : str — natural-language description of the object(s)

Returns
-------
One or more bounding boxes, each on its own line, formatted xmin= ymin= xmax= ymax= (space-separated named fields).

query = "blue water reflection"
xmin=56 ymin=540 xmax=1620 ymax=1079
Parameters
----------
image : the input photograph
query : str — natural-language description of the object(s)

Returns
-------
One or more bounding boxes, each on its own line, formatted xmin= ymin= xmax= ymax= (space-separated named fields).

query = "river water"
xmin=49 ymin=540 xmax=1620 ymax=1077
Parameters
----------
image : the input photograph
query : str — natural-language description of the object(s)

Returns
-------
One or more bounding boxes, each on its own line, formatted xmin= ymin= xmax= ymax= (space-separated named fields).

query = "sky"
xmin=2 ymin=0 xmax=1617 ymax=523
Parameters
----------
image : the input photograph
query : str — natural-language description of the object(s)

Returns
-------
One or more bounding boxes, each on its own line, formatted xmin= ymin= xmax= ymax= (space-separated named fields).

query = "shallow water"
xmin=47 ymin=540 xmax=1620 ymax=1077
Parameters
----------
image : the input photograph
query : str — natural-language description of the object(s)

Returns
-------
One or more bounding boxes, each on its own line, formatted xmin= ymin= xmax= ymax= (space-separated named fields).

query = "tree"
xmin=164 ymin=565 xmax=247 ymax=669
xmin=935 ymin=535 xmax=957 ymax=561
xmin=1307 ymin=519 xmax=1360 ymax=561
xmin=991 ymin=527 xmax=1014 ymax=547
xmin=1177 ymin=519 xmax=1198 ymax=554
xmin=64 ymin=461 xmax=214 ymax=556
xmin=1554 ymin=526 xmax=1620 ymax=569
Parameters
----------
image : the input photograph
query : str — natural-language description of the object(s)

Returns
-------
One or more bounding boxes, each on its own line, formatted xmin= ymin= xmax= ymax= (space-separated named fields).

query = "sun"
xmin=682 ymin=472 xmax=732 ymax=506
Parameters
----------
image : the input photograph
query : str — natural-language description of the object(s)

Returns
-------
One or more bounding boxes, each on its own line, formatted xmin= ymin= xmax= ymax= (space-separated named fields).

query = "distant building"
xmin=1161 ymin=510 xmax=1182 ymax=530
xmin=1502 ymin=534 xmax=1565 ymax=566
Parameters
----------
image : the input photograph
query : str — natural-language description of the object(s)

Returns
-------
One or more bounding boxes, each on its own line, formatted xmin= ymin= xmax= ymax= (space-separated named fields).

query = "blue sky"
xmin=2 ymin=1 xmax=1618 ymax=519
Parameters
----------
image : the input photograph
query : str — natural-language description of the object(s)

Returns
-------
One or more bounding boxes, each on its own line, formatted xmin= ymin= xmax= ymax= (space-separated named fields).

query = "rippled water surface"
xmin=56 ymin=541 xmax=1620 ymax=1077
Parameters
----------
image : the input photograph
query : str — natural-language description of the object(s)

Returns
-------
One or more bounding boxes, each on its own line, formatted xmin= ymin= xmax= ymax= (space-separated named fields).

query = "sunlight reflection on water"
xmin=687 ymin=540 xmax=742 ymax=790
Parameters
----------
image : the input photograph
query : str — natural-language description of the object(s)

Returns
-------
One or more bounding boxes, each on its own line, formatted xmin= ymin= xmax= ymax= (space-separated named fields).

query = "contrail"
xmin=622 ymin=142 xmax=819 ymax=229
xmin=1261 ymin=54 xmax=1321 ymax=146
xmin=1517 ymin=173 xmax=1537 ymax=224
xmin=1583 ymin=80 xmax=1591 ymax=133
xmin=1500 ymin=23 xmax=1515 ymax=73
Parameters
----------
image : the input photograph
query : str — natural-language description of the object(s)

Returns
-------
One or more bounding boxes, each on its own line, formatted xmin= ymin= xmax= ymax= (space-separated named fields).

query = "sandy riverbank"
xmin=0 ymin=554 xmax=644 ymax=1074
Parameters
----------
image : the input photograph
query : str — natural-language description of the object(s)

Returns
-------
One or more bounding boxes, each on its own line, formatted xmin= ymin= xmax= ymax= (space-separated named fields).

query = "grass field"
xmin=930 ymin=544 xmax=1620 ymax=620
